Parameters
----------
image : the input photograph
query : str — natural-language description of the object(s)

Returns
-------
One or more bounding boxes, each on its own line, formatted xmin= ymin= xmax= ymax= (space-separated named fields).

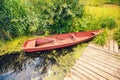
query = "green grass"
xmin=0 ymin=1 xmax=120 ymax=80
xmin=0 ymin=36 xmax=87 ymax=80
xmin=0 ymin=36 xmax=29 ymax=56
xmin=0 ymin=0 xmax=29 ymax=39
xmin=114 ymin=28 xmax=120 ymax=48
xmin=84 ymin=3 xmax=120 ymax=46
xmin=71 ymin=3 xmax=119 ymax=33
xmin=0 ymin=35 xmax=47 ymax=56
xmin=93 ymin=29 xmax=109 ymax=46
xmin=44 ymin=44 xmax=87 ymax=80
xmin=85 ymin=5 xmax=120 ymax=19
xmin=84 ymin=0 xmax=120 ymax=6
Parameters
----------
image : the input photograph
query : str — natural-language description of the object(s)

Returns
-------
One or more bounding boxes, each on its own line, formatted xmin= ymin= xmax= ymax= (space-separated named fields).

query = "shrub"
xmin=99 ymin=17 xmax=116 ymax=29
xmin=83 ymin=15 xmax=101 ymax=30
xmin=70 ymin=15 xmax=102 ymax=32
xmin=30 ymin=0 xmax=84 ymax=34
xmin=70 ymin=18 xmax=87 ymax=32
xmin=0 ymin=0 xmax=85 ymax=40
xmin=71 ymin=15 xmax=116 ymax=33
xmin=0 ymin=0 xmax=30 ymax=40
xmin=114 ymin=28 xmax=120 ymax=48
xmin=93 ymin=29 xmax=108 ymax=46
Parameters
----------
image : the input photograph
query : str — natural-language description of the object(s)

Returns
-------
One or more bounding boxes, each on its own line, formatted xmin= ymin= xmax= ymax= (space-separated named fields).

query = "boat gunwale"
xmin=22 ymin=30 xmax=100 ymax=52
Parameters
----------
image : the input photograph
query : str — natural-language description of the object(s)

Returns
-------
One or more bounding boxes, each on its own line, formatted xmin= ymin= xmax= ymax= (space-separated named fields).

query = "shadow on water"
xmin=0 ymin=46 xmax=75 ymax=80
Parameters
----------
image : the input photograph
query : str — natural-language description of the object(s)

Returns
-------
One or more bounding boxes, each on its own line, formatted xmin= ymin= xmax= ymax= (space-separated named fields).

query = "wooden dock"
xmin=64 ymin=42 xmax=120 ymax=80
xmin=103 ymin=39 xmax=119 ymax=53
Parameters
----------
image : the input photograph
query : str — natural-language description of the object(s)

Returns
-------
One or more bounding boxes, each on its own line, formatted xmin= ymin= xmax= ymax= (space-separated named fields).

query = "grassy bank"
xmin=0 ymin=36 xmax=29 ymax=56
xmin=44 ymin=44 xmax=87 ymax=80
xmin=0 ymin=36 xmax=87 ymax=80
xmin=0 ymin=1 xmax=120 ymax=80
xmin=85 ymin=4 xmax=120 ymax=19
xmin=0 ymin=39 xmax=87 ymax=80
xmin=84 ymin=4 xmax=120 ymax=46
xmin=1 ymin=1 xmax=120 ymax=56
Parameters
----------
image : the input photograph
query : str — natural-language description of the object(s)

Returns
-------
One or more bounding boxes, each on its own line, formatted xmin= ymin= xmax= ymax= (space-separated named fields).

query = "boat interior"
xmin=35 ymin=32 xmax=94 ymax=47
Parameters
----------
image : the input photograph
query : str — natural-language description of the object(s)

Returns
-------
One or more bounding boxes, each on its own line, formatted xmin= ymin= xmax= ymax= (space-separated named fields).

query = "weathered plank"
xmin=74 ymin=63 xmax=102 ymax=80
xmin=114 ymin=40 xmax=119 ymax=53
xmin=110 ymin=40 xmax=114 ymax=51
xmin=64 ymin=43 xmax=120 ymax=80
xmin=77 ymin=60 xmax=120 ymax=80
xmin=79 ymin=57 xmax=120 ymax=78
xmin=81 ymin=54 xmax=118 ymax=71
xmin=83 ymin=52 xmax=120 ymax=68
xmin=71 ymin=74 xmax=82 ymax=80
xmin=85 ymin=48 xmax=120 ymax=65
xmin=71 ymin=69 xmax=89 ymax=80
xmin=73 ymin=65 xmax=98 ymax=80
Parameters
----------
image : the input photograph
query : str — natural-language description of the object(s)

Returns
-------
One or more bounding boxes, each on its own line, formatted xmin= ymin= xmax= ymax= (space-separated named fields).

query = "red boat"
xmin=22 ymin=30 xmax=101 ymax=52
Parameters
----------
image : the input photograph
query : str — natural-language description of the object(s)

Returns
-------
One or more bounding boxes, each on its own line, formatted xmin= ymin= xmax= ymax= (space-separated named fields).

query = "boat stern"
xmin=22 ymin=39 xmax=36 ymax=52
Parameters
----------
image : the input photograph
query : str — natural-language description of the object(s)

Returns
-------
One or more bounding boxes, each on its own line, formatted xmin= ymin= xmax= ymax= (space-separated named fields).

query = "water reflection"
xmin=0 ymin=46 xmax=74 ymax=80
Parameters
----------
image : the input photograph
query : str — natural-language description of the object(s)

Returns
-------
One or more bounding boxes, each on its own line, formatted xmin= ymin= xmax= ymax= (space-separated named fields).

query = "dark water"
xmin=0 ymin=47 xmax=74 ymax=80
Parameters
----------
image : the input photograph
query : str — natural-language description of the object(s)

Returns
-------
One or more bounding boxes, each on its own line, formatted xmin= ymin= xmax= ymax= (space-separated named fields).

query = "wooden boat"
xmin=22 ymin=30 xmax=101 ymax=52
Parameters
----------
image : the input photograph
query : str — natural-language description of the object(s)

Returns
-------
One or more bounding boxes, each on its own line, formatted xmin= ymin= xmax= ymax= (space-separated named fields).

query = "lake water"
xmin=0 ymin=51 xmax=55 ymax=80
xmin=0 ymin=47 xmax=74 ymax=80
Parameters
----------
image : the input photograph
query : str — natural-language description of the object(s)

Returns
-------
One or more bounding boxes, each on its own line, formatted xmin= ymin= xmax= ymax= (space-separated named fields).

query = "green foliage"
xmin=0 ymin=0 xmax=118 ymax=46
xmin=0 ymin=40 xmax=4 ymax=47
xmin=114 ymin=28 xmax=120 ymax=48
xmin=82 ymin=15 xmax=101 ymax=30
xmin=0 ymin=0 xmax=85 ymax=40
xmin=70 ymin=18 xmax=86 ymax=32
xmin=93 ymin=29 xmax=108 ymax=46
xmin=71 ymin=15 xmax=116 ymax=32
xmin=0 ymin=0 xmax=30 ymax=40
xmin=105 ymin=0 xmax=120 ymax=5
xmin=30 ymin=0 xmax=84 ymax=34
xmin=70 ymin=15 xmax=100 ymax=32
xmin=99 ymin=17 xmax=116 ymax=29
xmin=44 ymin=44 xmax=87 ymax=80
xmin=0 ymin=36 xmax=29 ymax=56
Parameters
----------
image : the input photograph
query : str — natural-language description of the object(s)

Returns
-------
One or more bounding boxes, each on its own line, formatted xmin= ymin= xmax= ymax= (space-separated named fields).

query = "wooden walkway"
xmin=103 ymin=39 xmax=119 ymax=53
xmin=64 ymin=43 xmax=120 ymax=80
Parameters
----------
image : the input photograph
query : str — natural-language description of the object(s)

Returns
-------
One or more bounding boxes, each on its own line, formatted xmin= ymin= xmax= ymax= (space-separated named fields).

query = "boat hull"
xmin=22 ymin=30 xmax=100 ymax=52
